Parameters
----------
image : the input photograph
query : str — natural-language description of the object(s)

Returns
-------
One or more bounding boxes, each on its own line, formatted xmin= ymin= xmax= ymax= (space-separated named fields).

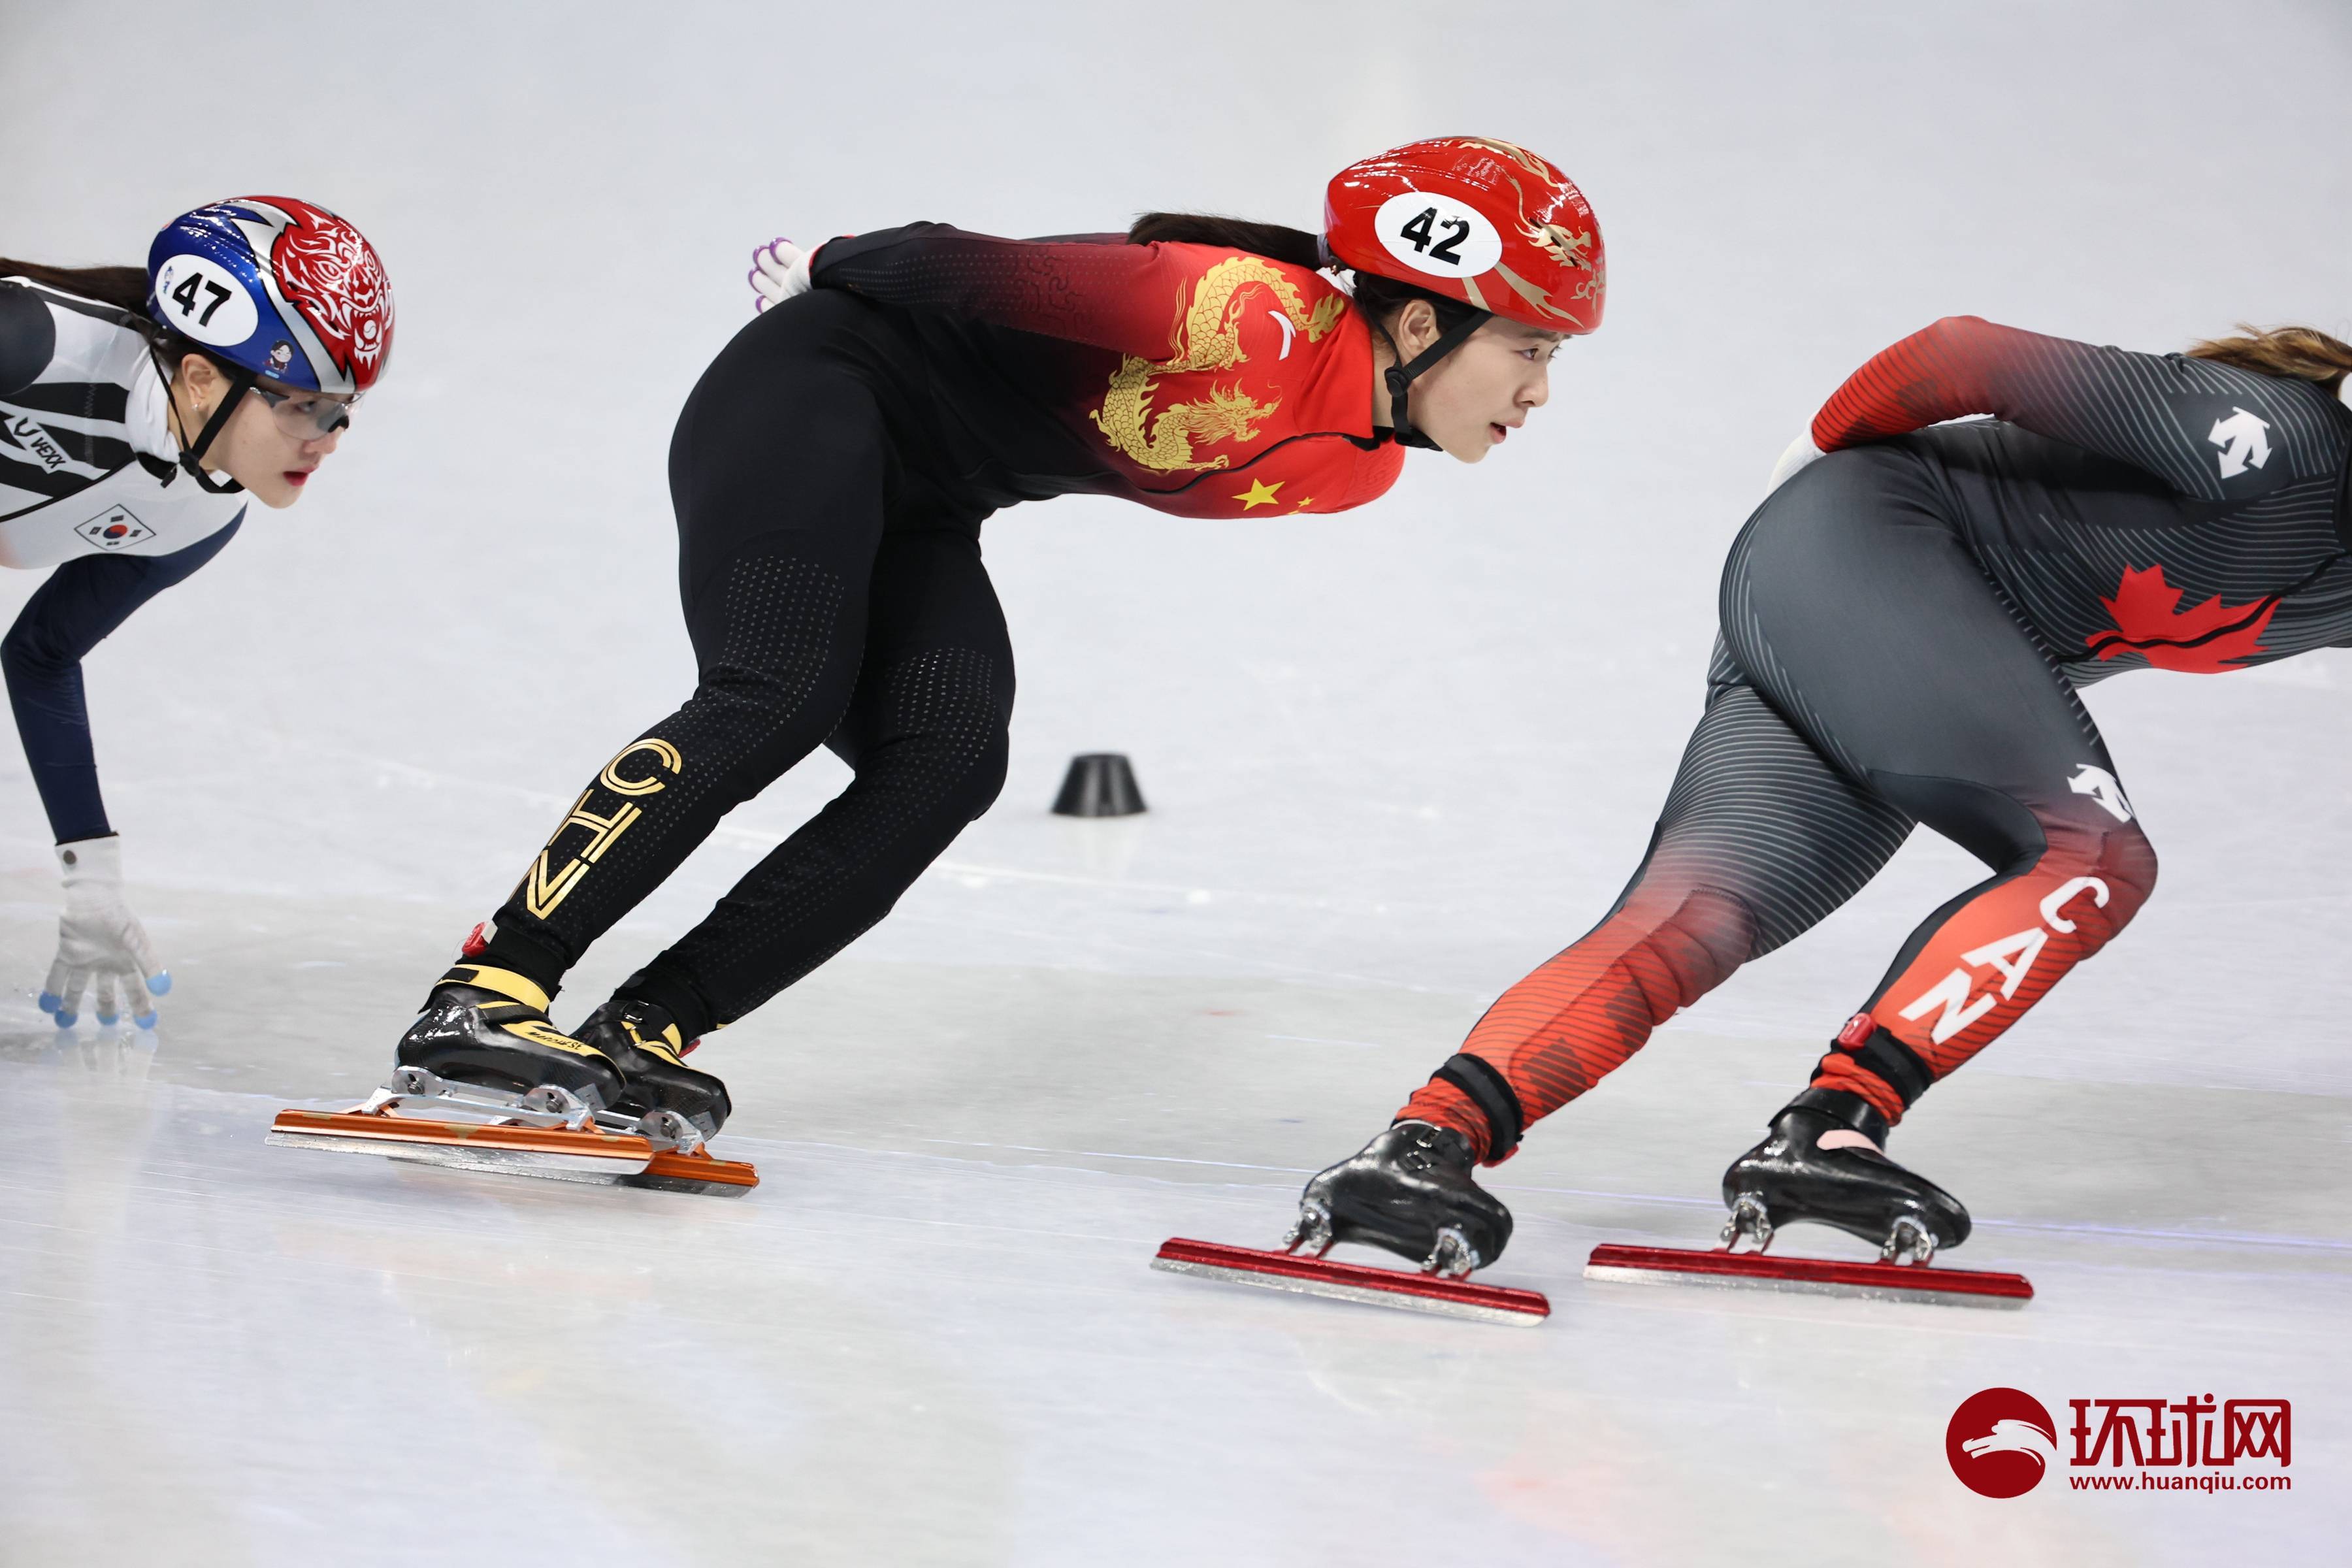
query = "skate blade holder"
xmin=1582 ymin=1243 xmax=2032 ymax=1309
xmin=1152 ymin=1237 xmax=1550 ymax=1326
xmin=266 ymin=1067 xmax=757 ymax=1196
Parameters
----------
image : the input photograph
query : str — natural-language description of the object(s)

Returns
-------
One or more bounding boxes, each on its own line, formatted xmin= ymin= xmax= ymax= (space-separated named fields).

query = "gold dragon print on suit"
xmin=1090 ymin=255 xmax=1350 ymax=473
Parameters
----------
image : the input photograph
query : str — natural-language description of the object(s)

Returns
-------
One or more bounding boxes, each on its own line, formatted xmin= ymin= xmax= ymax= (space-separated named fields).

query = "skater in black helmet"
xmin=392 ymin=139 xmax=1609 ymax=1138
xmin=1302 ymin=314 xmax=2352 ymax=1275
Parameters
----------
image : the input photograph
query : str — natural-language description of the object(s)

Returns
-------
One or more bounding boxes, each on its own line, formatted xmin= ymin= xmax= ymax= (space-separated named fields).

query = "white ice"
xmin=3 ymin=3 xmax=2347 ymax=1563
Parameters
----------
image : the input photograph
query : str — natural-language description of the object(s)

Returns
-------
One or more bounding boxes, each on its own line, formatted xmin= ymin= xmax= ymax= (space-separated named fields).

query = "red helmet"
xmin=1324 ymin=137 xmax=1605 ymax=334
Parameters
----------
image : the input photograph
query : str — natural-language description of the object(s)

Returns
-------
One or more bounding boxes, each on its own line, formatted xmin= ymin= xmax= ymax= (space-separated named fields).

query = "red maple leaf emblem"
xmin=2086 ymin=563 xmax=2276 ymax=672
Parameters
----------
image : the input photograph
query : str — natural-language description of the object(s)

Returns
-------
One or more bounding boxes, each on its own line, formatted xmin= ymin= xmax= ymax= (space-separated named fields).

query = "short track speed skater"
xmin=1584 ymin=1088 xmax=2029 ymax=1308
xmin=1154 ymin=1122 xmax=1550 ymax=1326
xmin=267 ymin=1067 xmax=758 ymax=1196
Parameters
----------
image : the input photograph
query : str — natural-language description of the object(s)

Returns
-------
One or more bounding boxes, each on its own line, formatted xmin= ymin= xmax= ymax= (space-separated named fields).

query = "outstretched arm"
xmin=3 ymin=527 xmax=238 ymax=840
xmin=806 ymin=223 xmax=1197 ymax=359
xmin=1799 ymin=315 xmax=2339 ymax=498
xmin=3 ymin=523 xmax=240 ymax=1026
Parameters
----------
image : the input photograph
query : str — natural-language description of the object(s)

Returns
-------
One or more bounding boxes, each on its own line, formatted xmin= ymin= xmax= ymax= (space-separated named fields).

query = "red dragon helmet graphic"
xmin=265 ymin=196 xmax=394 ymax=392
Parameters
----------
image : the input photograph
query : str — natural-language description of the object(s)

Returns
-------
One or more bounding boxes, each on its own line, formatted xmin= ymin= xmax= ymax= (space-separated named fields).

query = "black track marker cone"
xmin=1053 ymin=753 xmax=1146 ymax=817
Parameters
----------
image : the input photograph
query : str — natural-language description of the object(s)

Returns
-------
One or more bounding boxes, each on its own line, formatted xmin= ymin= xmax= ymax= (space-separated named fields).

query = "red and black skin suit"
xmin=470 ymin=226 xmax=1403 ymax=1039
xmin=1399 ymin=317 xmax=2352 ymax=1160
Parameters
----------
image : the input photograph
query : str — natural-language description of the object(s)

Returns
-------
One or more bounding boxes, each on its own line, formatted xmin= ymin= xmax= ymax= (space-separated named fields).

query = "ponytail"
xmin=1126 ymin=212 xmax=1324 ymax=270
xmin=0 ymin=259 xmax=151 ymax=317
xmin=2187 ymin=325 xmax=2352 ymax=397
xmin=1124 ymin=212 xmax=1482 ymax=338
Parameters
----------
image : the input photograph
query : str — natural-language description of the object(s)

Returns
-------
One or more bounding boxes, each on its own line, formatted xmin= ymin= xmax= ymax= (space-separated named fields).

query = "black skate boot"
xmin=573 ymin=997 xmax=732 ymax=1139
xmin=395 ymin=964 xmax=626 ymax=1110
xmin=1720 ymin=1087 xmax=1971 ymax=1264
xmin=1288 ymin=1121 xmax=1514 ymax=1277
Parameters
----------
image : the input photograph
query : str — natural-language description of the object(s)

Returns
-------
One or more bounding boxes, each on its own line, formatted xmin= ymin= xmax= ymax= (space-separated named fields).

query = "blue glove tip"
xmin=150 ymin=972 xmax=173 ymax=996
xmin=54 ymin=1011 xmax=78 ymax=1028
xmin=95 ymin=1010 xmax=118 ymax=1026
xmin=134 ymin=1011 xmax=158 ymax=1030
xmin=38 ymin=991 xmax=61 ymax=1013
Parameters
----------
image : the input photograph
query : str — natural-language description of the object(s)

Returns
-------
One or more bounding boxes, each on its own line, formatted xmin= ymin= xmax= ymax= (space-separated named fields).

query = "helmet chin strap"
xmin=1380 ymin=310 xmax=1490 ymax=451
xmin=148 ymin=342 xmax=249 ymax=495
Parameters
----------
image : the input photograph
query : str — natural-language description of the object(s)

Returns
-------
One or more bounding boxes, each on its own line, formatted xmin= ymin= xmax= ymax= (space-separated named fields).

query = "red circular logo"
xmin=1946 ymin=1388 xmax=2058 ymax=1497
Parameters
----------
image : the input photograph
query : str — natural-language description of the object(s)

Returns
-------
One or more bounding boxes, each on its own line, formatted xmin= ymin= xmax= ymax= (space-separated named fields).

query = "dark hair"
xmin=2187 ymin=325 xmax=2352 ymax=397
xmin=1 ymin=256 xmax=207 ymax=371
xmin=1125 ymin=212 xmax=1483 ymax=340
xmin=0 ymin=259 xmax=150 ymax=314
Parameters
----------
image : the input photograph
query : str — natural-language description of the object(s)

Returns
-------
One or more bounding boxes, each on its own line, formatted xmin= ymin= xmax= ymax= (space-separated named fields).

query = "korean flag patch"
xmin=76 ymin=505 xmax=153 ymax=550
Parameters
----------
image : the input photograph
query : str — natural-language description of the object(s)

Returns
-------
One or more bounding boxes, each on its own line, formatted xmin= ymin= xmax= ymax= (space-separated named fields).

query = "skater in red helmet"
xmin=383 ymin=140 xmax=1605 ymax=1155
xmin=2 ymin=199 xmax=392 ymax=1034
xmin=1298 ymin=316 xmax=2352 ymax=1281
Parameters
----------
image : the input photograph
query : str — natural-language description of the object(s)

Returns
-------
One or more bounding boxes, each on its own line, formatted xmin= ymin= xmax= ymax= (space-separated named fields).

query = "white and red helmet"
xmin=1325 ymin=137 xmax=1605 ymax=335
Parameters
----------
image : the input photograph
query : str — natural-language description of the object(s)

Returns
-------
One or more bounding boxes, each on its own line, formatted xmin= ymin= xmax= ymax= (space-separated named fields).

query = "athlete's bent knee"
xmin=857 ymin=647 xmax=1011 ymax=826
xmin=903 ymin=707 xmax=1009 ymax=828
xmin=702 ymin=661 xmax=857 ymax=776
xmin=2045 ymin=815 xmax=2157 ymax=949
xmin=959 ymin=723 xmax=1010 ymax=822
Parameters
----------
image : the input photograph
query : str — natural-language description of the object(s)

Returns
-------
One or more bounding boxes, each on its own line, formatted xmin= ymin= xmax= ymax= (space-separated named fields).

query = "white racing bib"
xmin=1371 ymin=191 xmax=1505 ymax=280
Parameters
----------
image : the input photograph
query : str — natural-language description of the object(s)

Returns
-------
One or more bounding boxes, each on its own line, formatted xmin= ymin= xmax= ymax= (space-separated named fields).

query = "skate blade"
xmin=1152 ymin=1237 xmax=1549 ymax=1326
xmin=267 ymin=1109 xmax=758 ymax=1197
xmin=626 ymin=1147 xmax=759 ymax=1198
xmin=1582 ymin=1243 xmax=2031 ymax=1309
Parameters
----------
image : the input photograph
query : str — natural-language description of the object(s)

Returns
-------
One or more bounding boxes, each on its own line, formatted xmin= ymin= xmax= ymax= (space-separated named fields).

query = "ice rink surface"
xmin=4 ymin=2 xmax=2349 ymax=1563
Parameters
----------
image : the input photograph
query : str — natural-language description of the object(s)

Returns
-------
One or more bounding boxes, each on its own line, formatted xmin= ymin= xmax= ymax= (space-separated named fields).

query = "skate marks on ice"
xmin=5 ymin=924 xmax=2349 ymax=1564
xmin=0 ymin=1072 xmax=1597 ymax=1565
xmin=7 ymin=1059 xmax=2351 ymax=1566
xmin=0 ymin=1069 xmax=1017 ymax=1567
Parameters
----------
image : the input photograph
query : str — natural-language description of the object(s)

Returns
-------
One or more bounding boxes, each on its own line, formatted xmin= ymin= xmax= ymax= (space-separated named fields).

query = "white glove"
xmin=748 ymin=237 xmax=813 ymax=314
xmin=39 ymin=836 xmax=171 ymax=1029
xmin=1767 ymin=426 xmax=1828 ymax=493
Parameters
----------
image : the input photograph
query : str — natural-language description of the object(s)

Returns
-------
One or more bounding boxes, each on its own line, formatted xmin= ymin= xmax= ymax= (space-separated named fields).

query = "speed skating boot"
xmin=573 ymin=997 xmax=732 ymax=1139
xmin=394 ymin=963 xmax=626 ymax=1110
xmin=1720 ymin=1086 xmax=1971 ymax=1264
xmin=1291 ymin=1120 xmax=1514 ymax=1277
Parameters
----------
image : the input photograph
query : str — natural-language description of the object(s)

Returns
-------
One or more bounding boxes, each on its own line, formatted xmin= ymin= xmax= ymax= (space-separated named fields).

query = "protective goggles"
xmin=248 ymin=382 xmax=358 ymax=439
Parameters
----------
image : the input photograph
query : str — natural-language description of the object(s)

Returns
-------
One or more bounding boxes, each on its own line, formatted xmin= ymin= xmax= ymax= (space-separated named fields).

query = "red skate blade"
xmin=1583 ymin=1243 xmax=2031 ymax=1309
xmin=266 ymin=1109 xmax=759 ymax=1197
xmin=1152 ymin=1237 xmax=1549 ymax=1326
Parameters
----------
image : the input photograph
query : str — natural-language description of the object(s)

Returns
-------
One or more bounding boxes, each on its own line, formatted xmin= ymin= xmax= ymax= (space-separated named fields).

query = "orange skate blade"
xmin=267 ymin=1109 xmax=758 ymax=1197
xmin=1152 ymin=1237 xmax=1549 ymax=1326
xmin=632 ymin=1145 xmax=760 ymax=1196
xmin=1583 ymin=1243 xmax=2031 ymax=1308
